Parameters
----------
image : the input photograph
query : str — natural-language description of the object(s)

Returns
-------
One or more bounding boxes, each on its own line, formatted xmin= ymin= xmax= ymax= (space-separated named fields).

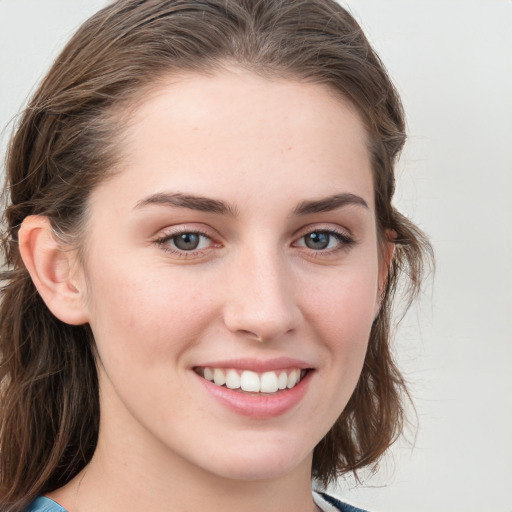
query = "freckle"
xmin=193 ymin=127 xmax=199 ymax=131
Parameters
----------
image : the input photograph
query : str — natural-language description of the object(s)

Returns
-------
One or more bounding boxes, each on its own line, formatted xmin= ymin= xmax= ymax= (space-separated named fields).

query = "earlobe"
xmin=18 ymin=215 xmax=89 ymax=325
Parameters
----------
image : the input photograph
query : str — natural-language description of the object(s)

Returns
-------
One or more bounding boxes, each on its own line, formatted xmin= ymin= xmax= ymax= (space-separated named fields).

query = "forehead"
xmin=96 ymin=68 xmax=374 ymax=213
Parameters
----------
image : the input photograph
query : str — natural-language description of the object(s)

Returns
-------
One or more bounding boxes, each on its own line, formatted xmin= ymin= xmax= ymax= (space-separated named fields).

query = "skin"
xmin=23 ymin=68 xmax=391 ymax=512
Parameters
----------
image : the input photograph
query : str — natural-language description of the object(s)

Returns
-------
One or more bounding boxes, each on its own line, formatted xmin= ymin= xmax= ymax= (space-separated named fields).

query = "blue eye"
xmin=304 ymin=232 xmax=331 ymax=250
xmin=156 ymin=231 xmax=212 ymax=253
xmin=172 ymin=232 xmax=202 ymax=251
xmin=298 ymin=230 xmax=353 ymax=251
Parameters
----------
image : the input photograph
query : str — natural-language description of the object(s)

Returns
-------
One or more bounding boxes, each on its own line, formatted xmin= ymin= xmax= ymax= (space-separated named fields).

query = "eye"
xmin=155 ymin=230 xmax=214 ymax=254
xmin=172 ymin=232 xmax=207 ymax=251
xmin=303 ymin=232 xmax=333 ymax=250
xmin=295 ymin=229 xmax=354 ymax=251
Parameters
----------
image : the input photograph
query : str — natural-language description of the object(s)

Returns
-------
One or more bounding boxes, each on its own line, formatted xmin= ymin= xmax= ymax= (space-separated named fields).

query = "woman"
xmin=0 ymin=1 xmax=431 ymax=511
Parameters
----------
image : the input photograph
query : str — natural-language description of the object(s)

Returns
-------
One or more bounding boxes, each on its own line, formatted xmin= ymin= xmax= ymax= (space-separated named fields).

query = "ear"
xmin=375 ymin=230 xmax=396 ymax=315
xmin=18 ymin=215 xmax=89 ymax=325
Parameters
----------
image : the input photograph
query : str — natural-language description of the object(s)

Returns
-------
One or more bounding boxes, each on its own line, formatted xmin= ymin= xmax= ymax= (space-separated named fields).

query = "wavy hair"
xmin=0 ymin=1 xmax=432 ymax=510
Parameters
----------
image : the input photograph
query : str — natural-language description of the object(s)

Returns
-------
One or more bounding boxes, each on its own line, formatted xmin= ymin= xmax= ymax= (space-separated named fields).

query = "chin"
xmin=194 ymin=439 xmax=313 ymax=482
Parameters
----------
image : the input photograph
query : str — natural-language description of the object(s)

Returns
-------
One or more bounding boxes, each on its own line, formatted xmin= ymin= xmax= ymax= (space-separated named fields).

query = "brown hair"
xmin=0 ymin=1 xmax=432 ymax=510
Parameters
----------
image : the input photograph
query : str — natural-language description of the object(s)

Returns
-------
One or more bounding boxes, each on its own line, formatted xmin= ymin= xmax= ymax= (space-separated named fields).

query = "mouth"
xmin=193 ymin=367 xmax=310 ymax=394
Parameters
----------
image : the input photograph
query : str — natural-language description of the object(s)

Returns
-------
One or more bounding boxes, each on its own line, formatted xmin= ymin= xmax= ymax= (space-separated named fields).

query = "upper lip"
xmin=193 ymin=357 xmax=314 ymax=373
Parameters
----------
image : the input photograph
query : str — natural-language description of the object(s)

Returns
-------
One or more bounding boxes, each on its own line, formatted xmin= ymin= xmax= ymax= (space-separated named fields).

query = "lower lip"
xmin=195 ymin=371 xmax=312 ymax=419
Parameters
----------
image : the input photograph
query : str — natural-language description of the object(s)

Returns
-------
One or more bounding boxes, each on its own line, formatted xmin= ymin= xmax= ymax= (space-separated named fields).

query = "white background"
xmin=1 ymin=1 xmax=511 ymax=511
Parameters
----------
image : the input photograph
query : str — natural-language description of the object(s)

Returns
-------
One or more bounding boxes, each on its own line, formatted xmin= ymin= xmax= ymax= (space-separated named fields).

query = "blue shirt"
xmin=25 ymin=492 xmax=370 ymax=512
xmin=25 ymin=497 xmax=66 ymax=512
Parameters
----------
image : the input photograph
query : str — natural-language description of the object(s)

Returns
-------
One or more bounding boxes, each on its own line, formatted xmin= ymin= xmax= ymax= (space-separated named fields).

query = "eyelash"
xmin=154 ymin=228 xmax=214 ymax=258
xmin=294 ymin=228 xmax=355 ymax=254
xmin=153 ymin=227 xmax=355 ymax=258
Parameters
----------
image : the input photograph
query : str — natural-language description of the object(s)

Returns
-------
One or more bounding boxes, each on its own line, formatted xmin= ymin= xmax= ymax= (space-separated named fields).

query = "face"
xmin=78 ymin=69 xmax=385 ymax=483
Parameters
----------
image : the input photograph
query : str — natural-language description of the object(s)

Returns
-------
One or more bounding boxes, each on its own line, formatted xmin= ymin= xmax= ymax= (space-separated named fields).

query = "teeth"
xmin=241 ymin=370 xmax=260 ymax=392
xmin=199 ymin=367 xmax=307 ymax=393
xmin=225 ymin=369 xmax=241 ymax=389
xmin=213 ymin=368 xmax=226 ymax=386
xmin=287 ymin=369 xmax=300 ymax=389
xmin=260 ymin=371 xmax=278 ymax=393
xmin=277 ymin=372 xmax=288 ymax=390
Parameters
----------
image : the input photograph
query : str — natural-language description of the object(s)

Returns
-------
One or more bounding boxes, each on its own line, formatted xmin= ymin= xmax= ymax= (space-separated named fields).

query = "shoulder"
xmin=24 ymin=496 xmax=67 ymax=512
xmin=314 ymin=491 xmax=372 ymax=512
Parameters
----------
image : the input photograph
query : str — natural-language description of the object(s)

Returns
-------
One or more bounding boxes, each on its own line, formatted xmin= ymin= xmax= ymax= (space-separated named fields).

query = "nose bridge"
xmin=223 ymin=241 xmax=300 ymax=342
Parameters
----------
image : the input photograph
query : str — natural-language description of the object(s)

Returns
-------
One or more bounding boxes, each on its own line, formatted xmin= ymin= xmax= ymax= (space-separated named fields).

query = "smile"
xmin=194 ymin=367 xmax=308 ymax=394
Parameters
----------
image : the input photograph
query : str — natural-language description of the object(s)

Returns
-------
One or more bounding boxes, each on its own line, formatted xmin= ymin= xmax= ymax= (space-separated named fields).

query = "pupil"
xmin=174 ymin=233 xmax=200 ymax=251
xmin=306 ymin=232 xmax=329 ymax=250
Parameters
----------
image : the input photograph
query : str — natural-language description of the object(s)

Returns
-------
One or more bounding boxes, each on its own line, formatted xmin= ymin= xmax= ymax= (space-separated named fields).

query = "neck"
xmin=49 ymin=448 xmax=317 ymax=512
xmin=48 ymin=412 xmax=318 ymax=512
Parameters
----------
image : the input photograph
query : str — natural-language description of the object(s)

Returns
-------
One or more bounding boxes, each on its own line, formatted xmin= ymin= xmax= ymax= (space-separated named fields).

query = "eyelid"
xmin=151 ymin=223 xmax=356 ymax=259
xmin=292 ymin=223 xmax=354 ymax=241
xmin=152 ymin=222 xmax=218 ymax=241
xmin=292 ymin=225 xmax=356 ymax=253
xmin=152 ymin=225 xmax=222 ymax=258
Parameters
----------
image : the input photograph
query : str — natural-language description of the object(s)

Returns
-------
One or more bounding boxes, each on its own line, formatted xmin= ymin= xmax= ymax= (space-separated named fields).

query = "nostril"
xmin=223 ymin=295 xmax=302 ymax=342
xmin=238 ymin=329 xmax=264 ymax=342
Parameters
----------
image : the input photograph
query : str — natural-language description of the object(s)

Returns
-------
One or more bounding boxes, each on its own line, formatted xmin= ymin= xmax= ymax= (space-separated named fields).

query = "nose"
xmin=222 ymin=247 xmax=302 ymax=342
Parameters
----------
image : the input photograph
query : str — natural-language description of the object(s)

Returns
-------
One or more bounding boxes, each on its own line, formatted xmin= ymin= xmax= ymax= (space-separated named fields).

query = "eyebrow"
xmin=293 ymin=193 xmax=369 ymax=215
xmin=134 ymin=192 xmax=239 ymax=216
xmin=134 ymin=191 xmax=368 ymax=217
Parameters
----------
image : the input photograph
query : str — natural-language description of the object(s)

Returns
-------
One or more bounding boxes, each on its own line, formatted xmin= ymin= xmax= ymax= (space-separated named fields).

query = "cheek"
xmin=85 ymin=258 xmax=218 ymax=369
xmin=304 ymin=264 xmax=378 ymax=339
xmin=291 ymin=265 xmax=379 ymax=437
xmin=299 ymin=260 xmax=379 ymax=383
